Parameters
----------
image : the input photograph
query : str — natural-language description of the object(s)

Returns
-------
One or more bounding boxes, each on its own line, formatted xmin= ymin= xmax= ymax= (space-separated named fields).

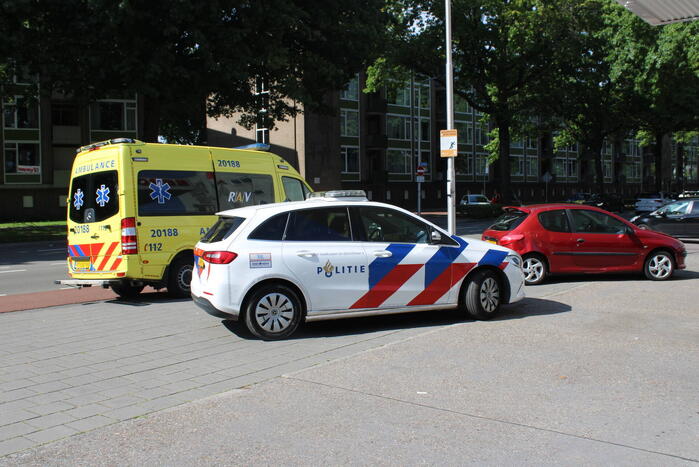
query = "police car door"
xmin=282 ymin=206 xmax=368 ymax=312
xmin=351 ymin=206 xmax=455 ymax=309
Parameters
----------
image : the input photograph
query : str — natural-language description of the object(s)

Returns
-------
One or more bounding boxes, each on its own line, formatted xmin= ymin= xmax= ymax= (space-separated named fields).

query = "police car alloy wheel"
xmin=644 ymin=251 xmax=674 ymax=281
xmin=244 ymin=284 xmax=303 ymax=340
xmin=463 ymin=269 xmax=501 ymax=320
xmin=522 ymin=254 xmax=547 ymax=285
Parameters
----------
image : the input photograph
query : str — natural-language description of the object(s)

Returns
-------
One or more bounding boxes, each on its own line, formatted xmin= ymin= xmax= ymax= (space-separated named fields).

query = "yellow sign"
xmin=440 ymin=129 xmax=458 ymax=158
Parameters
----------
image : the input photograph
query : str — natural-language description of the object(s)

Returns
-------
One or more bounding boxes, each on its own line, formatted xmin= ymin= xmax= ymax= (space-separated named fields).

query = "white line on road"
xmin=0 ymin=269 xmax=27 ymax=274
xmin=0 ymin=294 xmax=6 ymax=296
xmin=51 ymin=262 xmax=68 ymax=266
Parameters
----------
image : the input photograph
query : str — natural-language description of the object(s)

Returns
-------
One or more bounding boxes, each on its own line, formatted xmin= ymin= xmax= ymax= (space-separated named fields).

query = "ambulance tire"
xmin=111 ymin=282 xmax=145 ymax=299
xmin=462 ymin=269 xmax=501 ymax=320
xmin=244 ymin=284 xmax=302 ymax=340
xmin=167 ymin=256 xmax=193 ymax=298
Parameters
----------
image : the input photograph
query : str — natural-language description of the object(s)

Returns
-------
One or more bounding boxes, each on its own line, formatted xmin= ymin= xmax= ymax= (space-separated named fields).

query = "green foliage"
xmin=0 ymin=1 xmax=387 ymax=142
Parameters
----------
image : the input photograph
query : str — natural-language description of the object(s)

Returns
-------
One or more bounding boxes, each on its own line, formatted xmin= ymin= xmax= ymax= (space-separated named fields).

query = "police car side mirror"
xmin=430 ymin=230 xmax=442 ymax=243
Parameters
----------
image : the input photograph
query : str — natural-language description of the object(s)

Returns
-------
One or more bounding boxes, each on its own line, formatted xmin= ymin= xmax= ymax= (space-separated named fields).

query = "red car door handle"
xmin=576 ymin=238 xmax=585 ymax=243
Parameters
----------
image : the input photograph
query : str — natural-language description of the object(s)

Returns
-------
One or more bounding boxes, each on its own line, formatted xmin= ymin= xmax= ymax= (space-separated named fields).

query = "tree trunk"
xmin=676 ymin=141 xmax=684 ymax=192
xmin=142 ymin=95 xmax=161 ymax=142
xmin=654 ymin=132 xmax=663 ymax=193
xmin=497 ymin=120 xmax=512 ymax=203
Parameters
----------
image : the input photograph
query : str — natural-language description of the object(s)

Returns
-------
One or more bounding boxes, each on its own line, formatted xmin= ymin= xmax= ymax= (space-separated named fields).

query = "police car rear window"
xmin=489 ymin=210 xmax=528 ymax=231
xmin=201 ymin=217 xmax=246 ymax=243
xmin=248 ymin=213 xmax=289 ymax=240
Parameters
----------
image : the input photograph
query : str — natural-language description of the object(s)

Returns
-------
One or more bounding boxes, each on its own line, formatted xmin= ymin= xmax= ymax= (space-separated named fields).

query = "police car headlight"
xmin=507 ymin=253 xmax=522 ymax=269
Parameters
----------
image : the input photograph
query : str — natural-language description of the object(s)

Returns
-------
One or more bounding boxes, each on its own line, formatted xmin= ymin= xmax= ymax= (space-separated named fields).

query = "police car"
xmin=191 ymin=191 xmax=525 ymax=340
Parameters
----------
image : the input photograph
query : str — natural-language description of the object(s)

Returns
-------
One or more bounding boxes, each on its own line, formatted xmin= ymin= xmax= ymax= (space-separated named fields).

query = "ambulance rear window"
xmin=216 ymin=173 xmax=274 ymax=209
xmin=201 ymin=216 xmax=246 ymax=243
xmin=69 ymin=170 xmax=119 ymax=223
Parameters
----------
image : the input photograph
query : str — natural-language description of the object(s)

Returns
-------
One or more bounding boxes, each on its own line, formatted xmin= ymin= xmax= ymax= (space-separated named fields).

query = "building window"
xmin=256 ymin=128 xmax=269 ymax=145
xmin=414 ymin=118 xmax=430 ymax=142
xmin=454 ymin=95 xmax=471 ymax=114
xmin=386 ymin=83 xmax=410 ymax=107
xmin=341 ymin=75 xmax=360 ymax=101
xmin=603 ymin=157 xmax=613 ymax=179
xmin=386 ymin=115 xmax=410 ymax=140
xmin=3 ymin=96 xmax=39 ymax=129
xmin=475 ymin=154 xmax=488 ymax=175
xmin=90 ymin=100 xmax=136 ymax=131
xmin=340 ymin=109 xmax=359 ymax=137
xmin=510 ymin=155 xmax=524 ymax=176
xmin=387 ymin=148 xmax=411 ymax=174
xmin=527 ymin=136 xmax=538 ymax=150
xmin=455 ymin=152 xmax=473 ymax=175
xmin=475 ymin=122 xmax=489 ymax=146
xmin=341 ymin=146 xmax=360 ymax=174
xmin=52 ymin=102 xmax=79 ymax=126
xmin=415 ymin=81 xmax=430 ymax=109
xmin=527 ymin=156 xmax=538 ymax=178
xmin=455 ymin=121 xmax=473 ymax=145
xmin=4 ymin=142 xmax=41 ymax=181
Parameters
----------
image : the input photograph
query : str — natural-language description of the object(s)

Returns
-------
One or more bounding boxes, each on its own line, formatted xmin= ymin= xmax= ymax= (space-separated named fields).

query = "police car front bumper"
xmin=192 ymin=294 xmax=239 ymax=320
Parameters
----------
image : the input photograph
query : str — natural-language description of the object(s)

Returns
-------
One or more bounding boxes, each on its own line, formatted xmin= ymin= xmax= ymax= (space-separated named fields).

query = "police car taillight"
xmin=202 ymin=251 xmax=238 ymax=264
xmin=121 ymin=217 xmax=138 ymax=254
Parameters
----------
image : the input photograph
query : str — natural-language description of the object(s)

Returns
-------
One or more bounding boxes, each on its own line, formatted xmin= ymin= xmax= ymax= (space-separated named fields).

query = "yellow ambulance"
xmin=60 ymin=138 xmax=310 ymax=298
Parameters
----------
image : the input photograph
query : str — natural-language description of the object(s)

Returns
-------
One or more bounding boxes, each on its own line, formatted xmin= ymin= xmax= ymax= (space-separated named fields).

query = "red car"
xmin=482 ymin=204 xmax=687 ymax=285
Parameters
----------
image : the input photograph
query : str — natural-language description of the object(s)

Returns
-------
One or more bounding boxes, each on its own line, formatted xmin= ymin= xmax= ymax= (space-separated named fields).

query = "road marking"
xmin=51 ymin=262 xmax=68 ymax=266
xmin=0 ymin=269 xmax=26 ymax=274
xmin=0 ymin=294 xmax=6 ymax=297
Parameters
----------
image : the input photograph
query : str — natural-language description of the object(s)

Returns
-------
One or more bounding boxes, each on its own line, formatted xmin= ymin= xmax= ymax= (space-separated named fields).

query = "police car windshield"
xmin=489 ymin=210 xmax=527 ymax=231
xmin=201 ymin=216 xmax=245 ymax=243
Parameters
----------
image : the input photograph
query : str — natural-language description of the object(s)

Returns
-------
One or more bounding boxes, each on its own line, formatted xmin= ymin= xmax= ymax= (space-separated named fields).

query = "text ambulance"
xmin=60 ymin=138 xmax=310 ymax=298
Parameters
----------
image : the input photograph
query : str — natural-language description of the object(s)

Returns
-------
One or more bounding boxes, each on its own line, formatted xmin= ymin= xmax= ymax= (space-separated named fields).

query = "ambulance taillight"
xmin=121 ymin=217 xmax=138 ymax=254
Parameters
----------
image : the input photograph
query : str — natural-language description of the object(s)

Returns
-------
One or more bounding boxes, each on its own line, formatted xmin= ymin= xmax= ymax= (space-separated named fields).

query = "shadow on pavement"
xmin=104 ymin=291 xmax=190 ymax=307
xmin=221 ymin=296 xmax=570 ymax=340
xmin=534 ymin=269 xmax=699 ymax=285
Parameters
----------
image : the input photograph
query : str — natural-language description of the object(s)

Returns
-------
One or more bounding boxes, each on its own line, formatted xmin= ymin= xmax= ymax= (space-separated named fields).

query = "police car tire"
xmin=244 ymin=284 xmax=303 ymax=340
xmin=463 ymin=269 xmax=500 ymax=320
xmin=110 ymin=282 xmax=144 ymax=299
xmin=167 ymin=256 xmax=193 ymax=298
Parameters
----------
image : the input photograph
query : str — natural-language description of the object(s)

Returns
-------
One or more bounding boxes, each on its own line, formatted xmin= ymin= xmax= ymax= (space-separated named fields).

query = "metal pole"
xmin=445 ymin=0 xmax=456 ymax=235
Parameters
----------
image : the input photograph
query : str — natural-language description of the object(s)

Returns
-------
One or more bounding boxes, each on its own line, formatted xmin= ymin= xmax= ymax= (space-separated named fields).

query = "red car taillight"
xmin=201 ymin=251 xmax=238 ymax=264
xmin=121 ymin=217 xmax=138 ymax=254
xmin=499 ymin=233 xmax=524 ymax=246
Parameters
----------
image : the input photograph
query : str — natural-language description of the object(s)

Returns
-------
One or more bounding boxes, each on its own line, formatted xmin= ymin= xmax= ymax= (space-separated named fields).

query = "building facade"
xmin=208 ymin=72 xmax=699 ymax=211
xmin=1 ymin=77 xmax=141 ymax=221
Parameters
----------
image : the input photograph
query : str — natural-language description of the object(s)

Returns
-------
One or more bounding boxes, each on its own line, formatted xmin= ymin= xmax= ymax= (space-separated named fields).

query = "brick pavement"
xmin=0 ymin=296 xmax=451 ymax=457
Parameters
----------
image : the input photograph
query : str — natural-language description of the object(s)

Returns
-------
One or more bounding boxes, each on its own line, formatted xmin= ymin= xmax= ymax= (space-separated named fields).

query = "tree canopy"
xmin=0 ymin=0 xmax=387 ymax=142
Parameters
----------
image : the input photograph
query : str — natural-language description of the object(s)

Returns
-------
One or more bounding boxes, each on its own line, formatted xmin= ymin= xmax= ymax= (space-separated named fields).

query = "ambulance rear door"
xmin=211 ymin=149 xmax=277 ymax=210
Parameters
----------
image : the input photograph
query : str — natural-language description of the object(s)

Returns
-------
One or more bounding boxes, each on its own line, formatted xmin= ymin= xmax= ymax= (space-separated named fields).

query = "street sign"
xmin=542 ymin=171 xmax=553 ymax=183
xmin=416 ymin=166 xmax=425 ymax=176
xmin=416 ymin=175 xmax=425 ymax=183
xmin=440 ymin=129 xmax=458 ymax=158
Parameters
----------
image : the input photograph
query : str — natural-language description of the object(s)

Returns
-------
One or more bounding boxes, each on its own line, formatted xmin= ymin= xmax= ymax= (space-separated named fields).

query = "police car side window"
xmin=357 ymin=207 xmax=429 ymax=244
xmin=285 ymin=207 xmax=351 ymax=241
xmin=248 ymin=213 xmax=289 ymax=241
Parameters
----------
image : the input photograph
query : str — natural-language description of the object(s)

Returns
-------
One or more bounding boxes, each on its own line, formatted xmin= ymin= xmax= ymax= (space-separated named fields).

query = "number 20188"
xmin=217 ymin=160 xmax=240 ymax=168
xmin=150 ymin=228 xmax=178 ymax=237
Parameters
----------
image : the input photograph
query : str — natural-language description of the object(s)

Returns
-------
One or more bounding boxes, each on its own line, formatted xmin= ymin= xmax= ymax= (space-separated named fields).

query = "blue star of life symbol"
xmin=149 ymin=178 xmax=172 ymax=204
xmin=73 ymin=188 xmax=84 ymax=210
xmin=96 ymin=184 xmax=110 ymax=207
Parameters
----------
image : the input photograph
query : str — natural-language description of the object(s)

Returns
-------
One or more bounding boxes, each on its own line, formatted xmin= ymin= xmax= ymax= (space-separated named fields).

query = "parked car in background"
xmin=630 ymin=198 xmax=699 ymax=238
xmin=582 ymin=193 xmax=624 ymax=212
xmin=457 ymin=194 xmax=502 ymax=218
xmin=481 ymin=204 xmax=686 ymax=285
xmin=634 ymin=192 xmax=674 ymax=213
xmin=678 ymin=190 xmax=699 ymax=199
xmin=565 ymin=193 xmax=593 ymax=204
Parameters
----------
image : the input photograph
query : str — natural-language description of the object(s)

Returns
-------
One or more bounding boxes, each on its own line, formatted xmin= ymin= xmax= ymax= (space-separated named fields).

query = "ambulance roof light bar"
xmin=307 ymin=190 xmax=368 ymax=201
xmin=77 ymin=138 xmax=139 ymax=154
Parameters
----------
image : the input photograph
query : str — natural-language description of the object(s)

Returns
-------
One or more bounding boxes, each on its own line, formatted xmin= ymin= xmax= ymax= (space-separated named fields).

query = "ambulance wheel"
xmin=244 ymin=284 xmax=302 ymax=340
xmin=462 ymin=269 xmax=501 ymax=320
xmin=111 ymin=282 xmax=144 ymax=299
xmin=167 ymin=256 xmax=193 ymax=298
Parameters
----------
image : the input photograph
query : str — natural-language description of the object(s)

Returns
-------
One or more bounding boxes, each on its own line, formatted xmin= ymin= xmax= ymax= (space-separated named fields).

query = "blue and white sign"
xmin=73 ymin=188 xmax=84 ymax=210
xmin=96 ymin=185 xmax=110 ymax=207
xmin=149 ymin=179 xmax=172 ymax=204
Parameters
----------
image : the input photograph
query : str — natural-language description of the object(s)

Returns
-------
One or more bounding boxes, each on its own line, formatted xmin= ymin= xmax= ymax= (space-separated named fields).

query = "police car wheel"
xmin=463 ymin=269 xmax=501 ymax=320
xmin=522 ymin=254 xmax=547 ymax=285
xmin=167 ymin=257 xmax=193 ymax=298
xmin=244 ymin=285 xmax=302 ymax=340
xmin=644 ymin=251 xmax=674 ymax=281
xmin=110 ymin=282 xmax=144 ymax=299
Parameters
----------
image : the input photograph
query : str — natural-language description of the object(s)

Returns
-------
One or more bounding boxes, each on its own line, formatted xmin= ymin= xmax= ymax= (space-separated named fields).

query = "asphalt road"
xmin=0 ymin=241 xmax=69 ymax=297
xmin=0 ymin=239 xmax=697 ymax=464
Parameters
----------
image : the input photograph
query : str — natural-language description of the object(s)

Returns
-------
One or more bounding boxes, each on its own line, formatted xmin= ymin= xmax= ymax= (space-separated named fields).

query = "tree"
xmin=369 ymin=0 xmax=572 ymax=202
xmin=0 ymin=1 xmax=387 ymax=142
